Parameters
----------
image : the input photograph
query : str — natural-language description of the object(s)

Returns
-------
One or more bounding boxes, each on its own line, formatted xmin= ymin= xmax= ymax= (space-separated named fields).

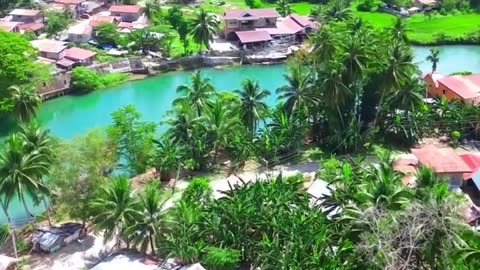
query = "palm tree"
xmin=318 ymin=60 xmax=351 ymax=122
xmin=18 ymin=122 xmax=55 ymax=225
xmin=276 ymin=0 xmax=292 ymax=17
xmin=426 ymin=48 xmax=440 ymax=73
xmin=342 ymin=36 xmax=368 ymax=83
xmin=175 ymin=71 xmax=215 ymax=116
xmin=91 ymin=177 xmax=139 ymax=247
xmin=0 ymin=134 xmax=50 ymax=219
xmin=386 ymin=75 xmax=424 ymax=112
xmin=311 ymin=27 xmax=337 ymax=64
xmin=165 ymin=100 xmax=197 ymax=144
xmin=390 ymin=17 xmax=408 ymax=41
xmin=144 ymin=0 xmax=160 ymax=20
xmin=177 ymin=20 xmax=190 ymax=55
xmin=18 ymin=121 xmax=54 ymax=162
xmin=190 ymin=8 xmax=219 ymax=51
xmin=7 ymin=85 xmax=42 ymax=122
xmin=361 ymin=150 xmax=412 ymax=210
xmin=276 ymin=64 xmax=317 ymax=117
xmin=234 ymin=79 xmax=270 ymax=133
xmin=150 ymin=137 xmax=183 ymax=182
xmin=375 ymin=41 xmax=415 ymax=124
xmin=126 ymin=182 xmax=167 ymax=255
xmin=204 ymin=100 xmax=240 ymax=164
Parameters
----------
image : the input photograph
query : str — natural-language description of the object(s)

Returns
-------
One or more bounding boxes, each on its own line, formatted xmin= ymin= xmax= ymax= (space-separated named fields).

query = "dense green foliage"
xmin=0 ymin=32 xmax=39 ymax=90
xmin=71 ymin=67 xmax=129 ymax=93
xmin=49 ymin=130 xmax=117 ymax=224
xmin=44 ymin=11 xmax=69 ymax=39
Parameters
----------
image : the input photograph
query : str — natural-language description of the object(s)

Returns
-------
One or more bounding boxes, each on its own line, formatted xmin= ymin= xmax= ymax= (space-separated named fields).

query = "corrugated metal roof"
xmin=224 ymin=8 xmax=279 ymax=20
xmin=236 ymin=30 xmax=272 ymax=43
xmin=411 ymin=145 xmax=471 ymax=173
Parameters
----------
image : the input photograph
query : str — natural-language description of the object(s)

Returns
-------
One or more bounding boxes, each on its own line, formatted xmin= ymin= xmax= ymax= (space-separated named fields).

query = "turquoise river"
xmin=4 ymin=45 xmax=480 ymax=224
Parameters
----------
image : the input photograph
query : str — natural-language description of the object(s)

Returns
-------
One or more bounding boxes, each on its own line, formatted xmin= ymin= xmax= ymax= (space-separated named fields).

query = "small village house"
xmin=411 ymin=145 xmax=472 ymax=188
xmin=224 ymin=8 xmax=279 ymax=40
xmin=415 ymin=0 xmax=439 ymax=9
xmin=31 ymin=40 xmax=68 ymax=60
xmin=52 ymin=0 xmax=85 ymax=18
xmin=67 ymin=24 xmax=93 ymax=43
xmin=32 ymin=223 xmax=82 ymax=253
xmin=223 ymin=8 xmax=318 ymax=47
xmin=64 ymin=47 xmax=97 ymax=65
xmin=18 ymin=23 xmax=45 ymax=35
xmin=78 ymin=1 xmax=102 ymax=16
xmin=8 ymin=9 xmax=43 ymax=23
xmin=89 ymin=15 xmax=121 ymax=28
xmin=0 ymin=21 xmax=20 ymax=32
xmin=108 ymin=5 xmax=143 ymax=22
xmin=423 ymin=73 xmax=480 ymax=104
xmin=236 ymin=30 xmax=273 ymax=49
xmin=118 ymin=21 xmax=146 ymax=33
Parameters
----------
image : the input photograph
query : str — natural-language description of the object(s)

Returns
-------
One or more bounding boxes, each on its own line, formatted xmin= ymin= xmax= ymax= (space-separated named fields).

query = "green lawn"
xmin=353 ymin=11 xmax=397 ymax=28
xmin=406 ymin=13 xmax=480 ymax=44
xmin=290 ymin=2 xmax=316 ymax=15
xmin=354 ymin=11 xmax=480 ymax=44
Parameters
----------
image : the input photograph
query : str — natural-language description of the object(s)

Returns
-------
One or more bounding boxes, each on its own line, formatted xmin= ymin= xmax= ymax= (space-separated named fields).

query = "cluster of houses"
xmin=223 ymin=8 xmax=319 ymax=49
xmin=31 ymin=39 xmax=97 ymax=70
xmin=0 ymin=1 xmax=148 ymax=71
xmin=423 ymin=72 xmax=480 ymax=104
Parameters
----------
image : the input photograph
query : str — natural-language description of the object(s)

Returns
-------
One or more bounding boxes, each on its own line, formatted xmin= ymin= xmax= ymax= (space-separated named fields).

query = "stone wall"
xmin=148 ymin=56 xmax=241 ymax=73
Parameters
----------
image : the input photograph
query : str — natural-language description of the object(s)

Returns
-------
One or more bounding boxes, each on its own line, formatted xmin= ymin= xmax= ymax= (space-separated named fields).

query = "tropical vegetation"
xmin=2 ymin=4 xmax=480 ymax=269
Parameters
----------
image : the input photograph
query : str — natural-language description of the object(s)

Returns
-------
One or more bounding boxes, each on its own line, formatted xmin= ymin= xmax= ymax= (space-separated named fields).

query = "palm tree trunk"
xmin=1 ymin=201 xmax=18 ymax=258
xmin=213 ymin=143 xmax=219 ymax=164
xmin=20 ymin=195 xmax=34 ymax=220
xmin=149 ymin=231 xmax=155 ymax=255
xmin=0 ymin=200 xmax=11 ymax=224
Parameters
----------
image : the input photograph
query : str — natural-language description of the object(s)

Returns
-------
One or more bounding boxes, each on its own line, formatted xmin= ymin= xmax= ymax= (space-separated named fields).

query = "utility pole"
xmin=8 ymin=218 xmax=17 ymax=259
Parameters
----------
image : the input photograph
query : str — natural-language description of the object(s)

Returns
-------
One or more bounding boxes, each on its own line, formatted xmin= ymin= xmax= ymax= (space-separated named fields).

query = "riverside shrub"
xmin=71 ymin=67 xmax=128 ymax=93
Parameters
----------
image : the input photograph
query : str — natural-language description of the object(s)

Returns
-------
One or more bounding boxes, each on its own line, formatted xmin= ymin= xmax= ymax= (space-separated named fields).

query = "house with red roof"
xmin=223 ymin=8 xmax=319 ymax=48
xmin=109 ymin=5 xmax=143 ymax=22
xmin=224 ymin=8 xmax=279 ymax=40
xmin=64 ymin=47 xmax=97 ymax=66
xmin=9 ymin=9 xmax=43 ymax=24
xmin=18 ymin=23 xmax=45 ymax=35
xmin=423 ymin=73 xmax=480 ymax=104
xmin=89 ymin=15 xmax=121 ymax=28
xmin=0 ymin=21 xmax=21 ymax=33
xmin=411 ymin=145 xmax=472 ymax=188
xmin=459 ymin=153 xmax=480 ymax=205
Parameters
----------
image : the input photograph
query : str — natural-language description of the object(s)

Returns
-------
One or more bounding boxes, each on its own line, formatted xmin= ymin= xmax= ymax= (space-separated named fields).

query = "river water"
xmin=3 ymin=45 xmax=480 ymax=224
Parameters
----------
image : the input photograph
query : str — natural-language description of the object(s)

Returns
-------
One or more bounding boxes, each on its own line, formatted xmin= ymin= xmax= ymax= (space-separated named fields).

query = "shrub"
xmin=71 ymin=67 xmax=129 ymax=93
xmin=245 ymin=0 xmax=264 ymax=8
xmin=181 ymin=177 xmax=213 ymax=205
xmin=201 ymin=247 xmax=241 ymax=270
xmin=71 ymin=67 xmax=103 ymax=93
xmin=356 ymin=0 xmax=382 ymax=11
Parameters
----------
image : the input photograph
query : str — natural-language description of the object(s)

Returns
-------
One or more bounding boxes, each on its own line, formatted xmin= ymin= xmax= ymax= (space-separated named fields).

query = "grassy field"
xmin=406 ymin=13 xmax=480 ymax=43
xmin=355 ymin=11 xmax=480 ymax=44
xmin=352 ymin=11 xmax=397 ymax=28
